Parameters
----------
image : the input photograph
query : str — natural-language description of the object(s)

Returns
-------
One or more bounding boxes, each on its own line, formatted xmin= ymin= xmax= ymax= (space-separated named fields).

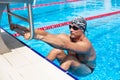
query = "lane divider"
xmin=85 ymin=10 xmax=120 ymax=20
xmin=37 ymin=22 xmax=71 ymax=30
xmin=3 ymin=0 xmax=80 ymax=12
xmin=12 ymin=10 xmax=120 ymax=37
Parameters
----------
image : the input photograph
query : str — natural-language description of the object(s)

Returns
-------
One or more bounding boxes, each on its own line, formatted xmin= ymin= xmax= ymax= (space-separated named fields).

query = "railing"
xmin=6 ymin=3 xmax=34 ymax=39
xmin=0 ymin=0 xmax=34 ymax=53
xmin=0 ymin=0 xmax=34 ymax=39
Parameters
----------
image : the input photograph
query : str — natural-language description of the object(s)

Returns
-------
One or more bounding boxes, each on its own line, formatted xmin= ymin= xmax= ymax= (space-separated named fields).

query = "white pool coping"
xmin=0 ymin=30 xmax=76 ymax=80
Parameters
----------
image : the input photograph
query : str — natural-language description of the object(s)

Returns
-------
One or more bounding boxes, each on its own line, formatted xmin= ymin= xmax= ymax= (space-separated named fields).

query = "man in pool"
xmin=10 ymin=16 xmax=96 ymax=76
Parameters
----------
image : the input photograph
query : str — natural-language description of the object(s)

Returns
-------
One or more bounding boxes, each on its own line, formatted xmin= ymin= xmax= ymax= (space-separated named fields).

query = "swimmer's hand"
xmin=24 ymin=32 xmax=31 ymax=40
xmin=24 ymin=32 xmax=44 ymax=40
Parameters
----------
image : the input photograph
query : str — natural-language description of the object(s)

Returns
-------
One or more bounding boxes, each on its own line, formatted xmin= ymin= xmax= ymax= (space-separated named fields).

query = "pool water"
xmin=1 ymin=0 xmax=120 ymax=80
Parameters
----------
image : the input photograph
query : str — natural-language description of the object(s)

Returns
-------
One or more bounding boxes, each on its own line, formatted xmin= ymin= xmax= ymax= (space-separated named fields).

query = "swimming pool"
xmin=1 ymin=0 xmax=120 ymax=80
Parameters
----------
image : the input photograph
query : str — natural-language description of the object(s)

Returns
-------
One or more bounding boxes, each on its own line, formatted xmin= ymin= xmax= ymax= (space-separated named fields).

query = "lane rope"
xmin=3 ymin=0 xmax=80 ymax=12
xmin=12 ymin=10 xmax=120 ymax=37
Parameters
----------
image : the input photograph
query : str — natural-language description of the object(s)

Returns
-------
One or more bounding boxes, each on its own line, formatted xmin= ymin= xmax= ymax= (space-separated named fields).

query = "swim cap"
xmin=71 ymin=16 xmax=87 ymax=32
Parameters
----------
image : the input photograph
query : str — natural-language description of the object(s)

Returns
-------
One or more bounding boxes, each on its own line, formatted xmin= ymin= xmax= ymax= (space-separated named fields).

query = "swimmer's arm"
xmin=65 ymin=40 xmax=91 ymax=54
xmin=42 ymin=35 xmax=91 ymax=54
xmin=31 ymin=30 xmax=91 ymax=54
xmin=24 ymin=29 xmax=67 ymax=49
xmin=23 ymin=28 xmax=91 ymax=54
xmin=34 ymin=30 xmax=67 ymax=49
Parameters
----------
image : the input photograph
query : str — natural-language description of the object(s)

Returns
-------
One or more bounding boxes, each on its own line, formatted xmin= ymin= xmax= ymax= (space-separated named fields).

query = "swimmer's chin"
xmin=70 ymin=36 xmax=76 ymax=42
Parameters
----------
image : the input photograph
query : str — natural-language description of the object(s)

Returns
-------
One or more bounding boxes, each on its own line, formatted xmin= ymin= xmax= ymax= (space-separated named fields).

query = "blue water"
xmin=1 ymin=0 xmax=120 ymax=80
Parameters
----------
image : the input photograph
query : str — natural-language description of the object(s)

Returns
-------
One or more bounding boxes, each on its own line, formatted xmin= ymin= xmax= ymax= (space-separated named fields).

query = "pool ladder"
xmin=1 ymin=0 xmax=34 ymax=39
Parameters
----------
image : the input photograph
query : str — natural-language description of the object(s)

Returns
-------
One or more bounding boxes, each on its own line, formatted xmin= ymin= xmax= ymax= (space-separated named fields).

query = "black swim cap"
xmin=71 ymin=16 xmax=87 ymax=32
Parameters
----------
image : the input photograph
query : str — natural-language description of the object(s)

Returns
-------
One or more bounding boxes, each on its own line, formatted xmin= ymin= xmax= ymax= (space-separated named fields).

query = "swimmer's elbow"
xmin=56 ymin=41 xmax=68 ymax=50
xmin=56 ymin=42 xmax=66 ymax=50
xmin=49 ymin=43 xmax=66 ymax=50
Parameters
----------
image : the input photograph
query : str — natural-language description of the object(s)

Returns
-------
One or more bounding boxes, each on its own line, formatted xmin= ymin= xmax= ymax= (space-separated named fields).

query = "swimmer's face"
xmin=69 ymin=24 xmax=83 ymax=40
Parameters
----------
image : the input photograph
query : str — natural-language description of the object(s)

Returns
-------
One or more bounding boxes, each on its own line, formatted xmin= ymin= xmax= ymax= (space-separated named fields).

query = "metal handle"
xmin=27 ymin=4 xmax=34 ymax=39
xmin=6 ymin=3 xmax=34 ymax=39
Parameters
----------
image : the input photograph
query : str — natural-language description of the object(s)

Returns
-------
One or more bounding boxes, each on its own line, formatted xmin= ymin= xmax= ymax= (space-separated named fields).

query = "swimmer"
xmin=10 ymin=16 xmax=96 ymax=76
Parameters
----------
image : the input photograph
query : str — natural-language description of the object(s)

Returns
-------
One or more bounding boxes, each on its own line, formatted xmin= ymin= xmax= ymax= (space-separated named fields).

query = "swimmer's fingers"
xmin=24 ymin=32 xmax=31 ymax=40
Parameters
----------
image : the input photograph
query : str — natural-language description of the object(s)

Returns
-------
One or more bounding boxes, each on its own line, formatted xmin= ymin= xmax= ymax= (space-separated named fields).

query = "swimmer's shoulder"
xmin=57 ymin=33 xmax=69 ymax=38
